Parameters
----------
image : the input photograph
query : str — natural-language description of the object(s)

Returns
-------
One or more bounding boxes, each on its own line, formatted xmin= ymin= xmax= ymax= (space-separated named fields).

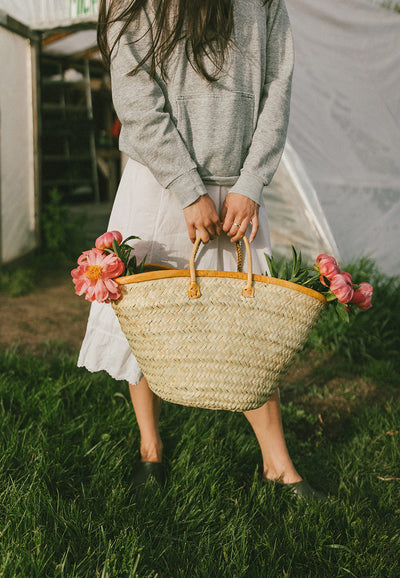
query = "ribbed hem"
xmin=168 ymin=169 xmax=209 ymax=208
xmin=229 ymin=171 xmax=265 ymax=205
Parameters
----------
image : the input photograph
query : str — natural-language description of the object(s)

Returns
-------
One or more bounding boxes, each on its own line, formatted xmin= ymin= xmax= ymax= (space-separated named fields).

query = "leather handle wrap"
xmin=188 ymin=236 xmax=254 ymax=299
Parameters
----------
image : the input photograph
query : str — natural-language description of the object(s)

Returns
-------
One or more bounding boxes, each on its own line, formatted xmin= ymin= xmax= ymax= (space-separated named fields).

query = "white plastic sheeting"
xmin=0 ymin=0 xmax=399 ymax=272
xmin=0 ymin=0 xmax=395 ymax=28
xmin=0 ymin=25 xmax=36 ymax=262
xmin=281 ymin=0 xmax=400 ymax=272
xmin=265 ymin=142 xmax=340 ymax=263
xmin=0 ymin=0 xmax=98 ymax=28
xmin=43 ymin=28 xmax=98 ymax=57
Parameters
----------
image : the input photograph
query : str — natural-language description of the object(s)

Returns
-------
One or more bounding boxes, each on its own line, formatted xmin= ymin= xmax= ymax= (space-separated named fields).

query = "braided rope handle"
xmin=188 ymin=236 xmax=254 ymax=299
xmin=236 ymin=241 xmax=243 ymax=273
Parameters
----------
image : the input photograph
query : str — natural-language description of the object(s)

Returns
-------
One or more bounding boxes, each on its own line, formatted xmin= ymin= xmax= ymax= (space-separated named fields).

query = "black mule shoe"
xmin=260 ymin=470 xmax=328 ymax=503
xmin=132 ymin=460 xmax=165 ymax=490
xmin=282 ymin=479 xmax=328 ymax=502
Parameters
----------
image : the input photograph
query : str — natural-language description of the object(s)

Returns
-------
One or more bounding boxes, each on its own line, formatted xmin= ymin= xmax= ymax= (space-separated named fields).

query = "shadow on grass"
xmin=281 ymin=349 xmax=399 ymax=441
xmin=1 ymin=347 xmax=399 ymax=577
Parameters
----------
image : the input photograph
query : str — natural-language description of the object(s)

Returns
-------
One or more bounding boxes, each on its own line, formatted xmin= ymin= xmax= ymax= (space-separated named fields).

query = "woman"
xmin=79 ymin=0 xmax=325 ymax=500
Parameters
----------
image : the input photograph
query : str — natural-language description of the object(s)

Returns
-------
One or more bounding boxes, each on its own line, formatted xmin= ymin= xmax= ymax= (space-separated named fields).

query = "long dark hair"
xmin=98 ymin=0 xmax=237 ymax=82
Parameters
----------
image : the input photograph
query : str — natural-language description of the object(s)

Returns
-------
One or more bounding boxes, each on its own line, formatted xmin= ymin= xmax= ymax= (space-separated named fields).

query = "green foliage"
xmin=107 ymin=236 xmax=146 ymax=276
xmin=335 ymin=301 xmax=350 ymax=323
xmin=265 ymin=246 xmax=322 ymax=290
xmin=0 ymin=350 xmax=399 ymax=577
xmin=41 ymin=188 xmax=86 ymax=259
xmin=308 ymin=258 xmax=400 ymax=370
xmin=381 ymin=0 xmax=400 ymax=12
xmin=0 ymin=189 xmax=88 ymax=297
xmin=265 ymin=248 xmax=353 ymax=322
xmin=0 ymin=266 xmax=36 ymax=297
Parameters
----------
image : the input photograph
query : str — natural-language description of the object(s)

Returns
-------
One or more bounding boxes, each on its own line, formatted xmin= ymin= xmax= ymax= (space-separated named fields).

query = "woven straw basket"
xmin=112 ymin=236 xmax=326 ymax=411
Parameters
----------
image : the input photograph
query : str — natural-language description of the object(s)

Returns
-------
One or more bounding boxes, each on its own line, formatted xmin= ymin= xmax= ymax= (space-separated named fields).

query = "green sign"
xmin=69 ymin=0 xmax=99 ymax=18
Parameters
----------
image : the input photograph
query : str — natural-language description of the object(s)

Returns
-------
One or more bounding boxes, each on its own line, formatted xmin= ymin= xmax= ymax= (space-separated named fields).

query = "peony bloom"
xmin=71 ymin=248 xmax=124 ymax=303
xmin=329 ymin=272 xmax=354 ymax=304
xmin=350 ymin=282 xmax=373 ymax=310
xmin=95 ymin=230 xmax=123 ymax=251
xmin=316 ymin=254 xmax=341 ymax=285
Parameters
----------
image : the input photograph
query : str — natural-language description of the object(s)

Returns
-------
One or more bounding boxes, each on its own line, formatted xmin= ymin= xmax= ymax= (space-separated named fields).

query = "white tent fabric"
xmin=43 ymin=28 xmax=98 ymax=57
xmin=0 ymin=24 xmax=37 ymax=262
xmin=0 ymin=0 xmax=98 ymax=28
xmin=284 ymin=0 xmax=400 ymax=272
xmin=0 ymin=0 xmax=399 ymax=273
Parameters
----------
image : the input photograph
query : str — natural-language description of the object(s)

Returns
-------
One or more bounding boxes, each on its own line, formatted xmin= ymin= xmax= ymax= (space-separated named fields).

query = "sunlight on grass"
xmin=1 ymin=349 xmax=399 ymax=577
xmin=1 ymin=260 xmax=399 ymax=576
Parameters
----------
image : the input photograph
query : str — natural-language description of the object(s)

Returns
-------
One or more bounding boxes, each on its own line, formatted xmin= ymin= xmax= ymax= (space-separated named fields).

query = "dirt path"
xmin=0 ymin=274 xmax=90 ymax=355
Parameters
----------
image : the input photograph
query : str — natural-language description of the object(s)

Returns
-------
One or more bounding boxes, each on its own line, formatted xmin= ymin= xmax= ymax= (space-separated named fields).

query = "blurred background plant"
xmin=0 ymin=188 xmax=87 ymax=297
xmin=41 ymin=188 xmax=87 ymax=259
xmin=306 ymin=258 xmax=400 ymax=386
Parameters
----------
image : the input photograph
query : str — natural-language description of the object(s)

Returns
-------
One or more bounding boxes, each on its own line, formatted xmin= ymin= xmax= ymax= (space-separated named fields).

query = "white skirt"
xmin=78 ymin=159 xmax=272 ymax=384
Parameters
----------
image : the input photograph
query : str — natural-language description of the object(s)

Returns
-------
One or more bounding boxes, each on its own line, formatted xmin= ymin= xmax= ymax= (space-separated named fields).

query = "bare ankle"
xmin=140 ymin=441 xmax=163 ymax=463
xmin=263 ymin=468 xmax=302 ymax=485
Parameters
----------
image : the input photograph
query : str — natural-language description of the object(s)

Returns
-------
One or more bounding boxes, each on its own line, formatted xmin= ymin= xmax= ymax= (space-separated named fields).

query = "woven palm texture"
xmin=112 ymin=237 xmax=326 ymax=411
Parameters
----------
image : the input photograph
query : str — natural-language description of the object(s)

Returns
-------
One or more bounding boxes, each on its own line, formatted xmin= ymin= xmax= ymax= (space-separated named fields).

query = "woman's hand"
xmin=221 ymin=193 xmax=259 ymax=243
xmin=183 ymin=194 xmax=222 ymax=243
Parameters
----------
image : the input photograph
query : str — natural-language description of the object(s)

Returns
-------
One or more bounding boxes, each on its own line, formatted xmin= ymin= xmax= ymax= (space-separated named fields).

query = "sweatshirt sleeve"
xmin=109 ymin=13 xmax=208 ymax=208
xmin=229 ymin=0 xmax=294 ymax=205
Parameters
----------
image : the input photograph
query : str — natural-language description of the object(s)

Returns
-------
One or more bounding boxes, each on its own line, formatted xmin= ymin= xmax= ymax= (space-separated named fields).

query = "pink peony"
xmin=329 ymin=272 xmax=354 ymax=304
xmin=316 ymin=254 xmax=341 ymax=285
xmin=71 ymin=248 xmax=124 ymax=303
xmin=95 ymin=230 xmax=123 ymax=251
xmin=350 ymin=282 xmax=373 ymax=310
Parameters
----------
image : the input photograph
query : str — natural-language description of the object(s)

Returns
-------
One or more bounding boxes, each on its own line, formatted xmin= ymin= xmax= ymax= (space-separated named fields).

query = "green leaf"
xmin=125 ymin=251 xmax=147 ymax=276
xmin=303 ymin=273 xmax=319 ymax=285
xmin=120 ymin=245 xmax=130 ymax=262
xmin=127 ymin=255 xmax=137 ymax=276
xmin=326 ymin=293 xmax=337 ymax=302
xmin=122 ymin=235 xmax=140 ymax=244
xmin=291 ymin=246 xmax=299 ymax=278
xmin=137 ymin=255 xmax=147 ymax=273
xmin=112 ymin=239 xmax=123 ymax=259
xmin=265 ymin=253 xmax=278 ymax=278
xmin=336 ymin=302 xmax=350 ymax=323
xmin=264 ymin=248 xmax=326 ymax=293
xmin=285 ymin=261 xmax=291 ymax=280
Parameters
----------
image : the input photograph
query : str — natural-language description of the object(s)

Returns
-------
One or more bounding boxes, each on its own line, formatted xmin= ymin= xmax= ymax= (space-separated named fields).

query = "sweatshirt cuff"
xmin=168 ymin=169 xmax=208 ymax=208
xmin=229 ymin=172 xmax=265 ymax=205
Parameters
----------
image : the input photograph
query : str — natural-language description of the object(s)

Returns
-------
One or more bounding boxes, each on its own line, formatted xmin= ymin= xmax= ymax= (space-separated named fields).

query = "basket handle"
xmin=188 ymin=235 xmax=254 ymax=299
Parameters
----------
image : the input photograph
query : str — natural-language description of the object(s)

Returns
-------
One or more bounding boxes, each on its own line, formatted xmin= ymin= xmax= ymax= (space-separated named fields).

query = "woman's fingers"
xmin=220 ymin=202 xmax=228 ymax=224
xmin=184 ymin=192 xmax=259 ymax=244
xmin=228 ymin=218 xmax=251 ymax=243
xmin=248 ymin=214 xmax=259 ymax=244
xmin=221 ymin=192 xmax=260 ymax=243
xmin=183 ymin=194 xmax=222 ymax=243
xmin=187 ymin=224 xmax=198 ymax=244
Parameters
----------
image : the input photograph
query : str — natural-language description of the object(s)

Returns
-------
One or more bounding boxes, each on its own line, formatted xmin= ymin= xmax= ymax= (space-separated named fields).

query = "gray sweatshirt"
xmin=110 ymin=0 xmax=294 ymax=208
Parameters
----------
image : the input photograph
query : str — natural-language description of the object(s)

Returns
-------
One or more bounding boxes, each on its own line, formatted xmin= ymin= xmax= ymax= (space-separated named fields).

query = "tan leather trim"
xmin=115 ymin=268 xmax=326 ymax=303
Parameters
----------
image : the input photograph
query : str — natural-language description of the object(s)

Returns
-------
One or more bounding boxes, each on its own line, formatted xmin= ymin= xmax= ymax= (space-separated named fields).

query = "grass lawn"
xmin=1 ymin=258 xmax=399 ymax=577
xmin=1 ymin=346 xmax=399 ymax=577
